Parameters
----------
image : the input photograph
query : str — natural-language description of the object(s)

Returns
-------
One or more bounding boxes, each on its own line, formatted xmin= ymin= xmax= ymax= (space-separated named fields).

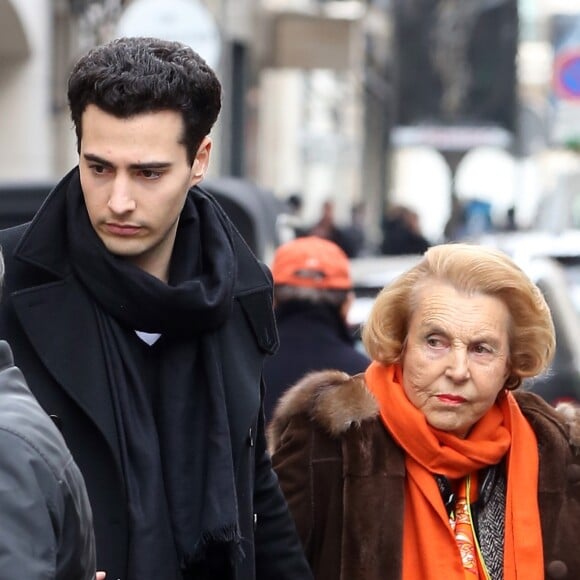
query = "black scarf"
xmin=65 ymin=172 xmax=242 ymax=578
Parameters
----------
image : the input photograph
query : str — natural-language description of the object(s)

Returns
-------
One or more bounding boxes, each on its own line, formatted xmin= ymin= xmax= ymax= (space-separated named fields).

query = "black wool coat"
xmin=0 ymin=178 xmax=312 ymax=580
xmin=263 ymin=302 xmax=370 ymax=423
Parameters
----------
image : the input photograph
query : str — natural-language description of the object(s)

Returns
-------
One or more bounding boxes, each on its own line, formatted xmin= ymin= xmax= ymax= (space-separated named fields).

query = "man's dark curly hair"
xmin=68 ymin=37 xmax=222 ymax=164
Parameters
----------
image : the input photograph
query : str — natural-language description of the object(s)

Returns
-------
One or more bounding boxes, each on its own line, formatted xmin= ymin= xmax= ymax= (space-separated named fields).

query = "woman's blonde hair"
xmin=361 ymin=243 xmax=556 ymax=389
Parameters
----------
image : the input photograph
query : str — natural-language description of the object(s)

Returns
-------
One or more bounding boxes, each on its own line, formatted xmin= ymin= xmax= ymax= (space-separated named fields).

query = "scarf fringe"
xmin=185 ymin=523 xmax=244 ymax=567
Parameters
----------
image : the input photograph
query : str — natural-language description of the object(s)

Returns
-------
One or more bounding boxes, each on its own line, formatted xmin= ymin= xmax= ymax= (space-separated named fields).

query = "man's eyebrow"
xmin=128 ymin=161 xmax=172 ymax=170
xmin=82 ymin=153 xmax=172 ymax=170
xmin=83 ymin=153 xmax=113 ymax=167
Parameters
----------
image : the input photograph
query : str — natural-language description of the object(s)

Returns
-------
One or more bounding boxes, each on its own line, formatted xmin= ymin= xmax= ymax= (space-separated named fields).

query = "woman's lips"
xmin=436 ymin=394 xmax=467 ymax=404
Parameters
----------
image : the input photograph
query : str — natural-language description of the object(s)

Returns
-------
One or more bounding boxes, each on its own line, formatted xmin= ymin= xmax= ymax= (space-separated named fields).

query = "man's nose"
xmin=107 ymin=176 xmax=136 ymax=214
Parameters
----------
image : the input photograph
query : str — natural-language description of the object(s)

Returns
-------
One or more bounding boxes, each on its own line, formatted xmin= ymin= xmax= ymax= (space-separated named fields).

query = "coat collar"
xmin=267 ymin=369 xmax=378 ymax=454
xmin=11 ymin=275 xmax=122 ymax=464
xmin=14 ymin=168 xmax=76 ymax=279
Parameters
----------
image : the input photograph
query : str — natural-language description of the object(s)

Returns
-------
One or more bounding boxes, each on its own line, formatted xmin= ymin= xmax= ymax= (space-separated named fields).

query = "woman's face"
xmin=401 ymin=281 xmax=511 ymax=438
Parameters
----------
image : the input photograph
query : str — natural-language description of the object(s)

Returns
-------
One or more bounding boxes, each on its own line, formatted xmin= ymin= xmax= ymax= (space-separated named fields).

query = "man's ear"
xmin=340 ymin=291 xmax=356 ymax=322
xmin=190 ymin=136 xmax=212 ymax=185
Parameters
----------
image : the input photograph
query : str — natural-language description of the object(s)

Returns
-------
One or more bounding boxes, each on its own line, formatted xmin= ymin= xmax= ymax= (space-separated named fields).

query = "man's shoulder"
xmin=227 ymin=224 xmax=278 ymax=354
xmin=230 ymin=227 xmax=272 ymax=295
xmin=0 ymin=223 xmax=28 ymax=252
xmin=191 ymin=183 xmax=273 ymax=293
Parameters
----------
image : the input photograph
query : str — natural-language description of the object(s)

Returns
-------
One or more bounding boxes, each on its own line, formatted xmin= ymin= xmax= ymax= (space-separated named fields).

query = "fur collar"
xmin=267 ymin=370 xmax=378 ymax=453
xmin=267 ymin=369 xmax=580 ymax=453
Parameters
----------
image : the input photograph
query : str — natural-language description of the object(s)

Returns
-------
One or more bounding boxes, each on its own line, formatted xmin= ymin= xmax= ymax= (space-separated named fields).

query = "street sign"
xmin=553 ymin=49 xmax=580 ymax=100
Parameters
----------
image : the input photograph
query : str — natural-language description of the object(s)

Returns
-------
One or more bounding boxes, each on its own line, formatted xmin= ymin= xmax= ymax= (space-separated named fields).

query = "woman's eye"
xmin=473 ymin=344 xmax=492 ymax=354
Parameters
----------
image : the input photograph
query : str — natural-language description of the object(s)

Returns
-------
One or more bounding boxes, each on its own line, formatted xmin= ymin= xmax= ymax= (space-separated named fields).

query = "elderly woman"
xmin=267 ymin=243 xmax=580 ymax=580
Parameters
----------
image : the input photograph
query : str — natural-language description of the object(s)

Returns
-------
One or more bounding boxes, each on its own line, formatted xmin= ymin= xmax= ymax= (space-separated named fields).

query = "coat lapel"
xmin=11 ymin=276 xmax=121 ymax=466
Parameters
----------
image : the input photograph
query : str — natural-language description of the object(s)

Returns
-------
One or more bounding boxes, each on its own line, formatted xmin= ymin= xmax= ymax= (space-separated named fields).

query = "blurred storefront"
xmin=0 ymin=0 xmax=53 ymax=180
xmin=1 ymin=0 xmax=580 ymax=242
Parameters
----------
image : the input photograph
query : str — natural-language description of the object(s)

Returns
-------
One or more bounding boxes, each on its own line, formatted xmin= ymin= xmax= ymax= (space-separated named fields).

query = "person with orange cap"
xmin=263 ymin=237 xmax=370 ymax=422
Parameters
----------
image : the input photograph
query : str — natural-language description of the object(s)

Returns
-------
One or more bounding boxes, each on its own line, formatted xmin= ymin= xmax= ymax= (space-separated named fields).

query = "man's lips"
xmin=436 ymin=394 xmax=467 ymax=404
xmin=105 ymin=223 xmax=141 ymax=236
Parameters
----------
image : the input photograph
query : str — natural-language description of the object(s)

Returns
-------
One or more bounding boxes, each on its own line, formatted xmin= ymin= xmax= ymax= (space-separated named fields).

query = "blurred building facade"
xmin=0 ymin=0 xmax=579 ymax=241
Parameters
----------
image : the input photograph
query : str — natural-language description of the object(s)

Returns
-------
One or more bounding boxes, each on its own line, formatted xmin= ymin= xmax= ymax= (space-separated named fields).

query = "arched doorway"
xmin=0 ymin=0 xmax=31 ymax=60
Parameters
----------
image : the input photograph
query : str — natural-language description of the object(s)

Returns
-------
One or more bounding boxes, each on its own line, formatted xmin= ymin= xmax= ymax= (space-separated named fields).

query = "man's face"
xmin=78 ymin=105 xmax=211 ymax=281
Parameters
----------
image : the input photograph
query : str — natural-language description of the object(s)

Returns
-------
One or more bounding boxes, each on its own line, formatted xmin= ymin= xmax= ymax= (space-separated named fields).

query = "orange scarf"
xmin=365 ymin=362 xmax=543 ymax=580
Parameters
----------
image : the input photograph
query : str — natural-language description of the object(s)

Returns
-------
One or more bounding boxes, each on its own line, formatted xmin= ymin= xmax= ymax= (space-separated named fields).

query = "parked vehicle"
xmin=0 ymin=182 xmax=51 ymax=230
xmin=347 ymin=253 xmax=580 ymax=406
xmin=477 ymin=229 xmax=580 ymax=317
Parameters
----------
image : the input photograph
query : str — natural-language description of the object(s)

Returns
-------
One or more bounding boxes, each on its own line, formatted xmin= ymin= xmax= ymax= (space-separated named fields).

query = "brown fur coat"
xmin=268 ymin=370 xmax=580 ymax=580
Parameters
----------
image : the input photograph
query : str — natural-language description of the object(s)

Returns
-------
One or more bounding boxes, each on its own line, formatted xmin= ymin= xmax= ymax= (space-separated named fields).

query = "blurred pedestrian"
xmin=263 ymin=236 xmax=370 ymax=422
xmin=340 ymin=201 xmax=368 ymax=257
xmin=277 ymin=192 xmax=309 ymax=243
xmin=286 ymin=193 xmax=303 ymax=217
xmin=0 ymin=251 xmax=96 ymax=579
xmin=0 ymin=37 xmax=312 ymax=580
xmin=308 ymin=199 xmax=357 ymax=256
xmin=444 ymin=190 xmax=468 ymax=242
xmin=463 ymin=198 xmax=494 ymax=238
xmin=269 ymin=242 xmax=580 ymax=579
xmin=503 ymin=206 xmax=518 ymax=232
xmin=381 ymin=204 xmax=431 ymax=255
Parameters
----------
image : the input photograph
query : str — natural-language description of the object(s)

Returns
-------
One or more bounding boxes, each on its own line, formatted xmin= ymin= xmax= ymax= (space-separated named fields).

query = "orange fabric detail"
xmin=364 ymin=362 xmax=544 ymax=580
xmin=451 ymin=475 xmax=480 ymax=578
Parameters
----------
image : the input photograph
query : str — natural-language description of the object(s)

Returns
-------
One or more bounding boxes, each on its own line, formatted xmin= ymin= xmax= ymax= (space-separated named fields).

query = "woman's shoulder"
xmin=514 ymin=390 xmax=580 ymax=449
xmin=268 ymin=369 xmax=379 ymax=447
xmin=554 ymin=400 xmax=580 ymax=448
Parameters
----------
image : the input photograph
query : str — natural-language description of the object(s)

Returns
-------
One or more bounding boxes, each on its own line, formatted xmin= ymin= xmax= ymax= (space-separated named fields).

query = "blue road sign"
xmin=554 ymin=50 xmax=580 ymax=100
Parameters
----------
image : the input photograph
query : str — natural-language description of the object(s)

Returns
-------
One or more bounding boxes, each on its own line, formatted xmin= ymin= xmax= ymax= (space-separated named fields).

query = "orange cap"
xmin=271 ymin=236 xmax=352 ymax=290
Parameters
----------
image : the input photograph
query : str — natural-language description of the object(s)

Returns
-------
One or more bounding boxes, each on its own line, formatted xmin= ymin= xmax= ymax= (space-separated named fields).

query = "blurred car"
xmin=0 ymin=182 xmax=52 ymax=230
xmin=346 ymin=253 xmax=580 ymax=406
xmin=532 ymin=174 xmax=580 ymax=232
xmin=477 ymin=229 xmax=580 ymax=317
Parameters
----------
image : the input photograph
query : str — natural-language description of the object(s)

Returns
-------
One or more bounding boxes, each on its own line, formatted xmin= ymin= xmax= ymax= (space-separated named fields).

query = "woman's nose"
xmin=445 ymin=348 xmax=470 ymax=382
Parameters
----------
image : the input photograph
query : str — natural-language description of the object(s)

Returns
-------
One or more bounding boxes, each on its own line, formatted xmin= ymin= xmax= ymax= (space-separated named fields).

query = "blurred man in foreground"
xmin=0 ymin=251 xmax=96 ymax=579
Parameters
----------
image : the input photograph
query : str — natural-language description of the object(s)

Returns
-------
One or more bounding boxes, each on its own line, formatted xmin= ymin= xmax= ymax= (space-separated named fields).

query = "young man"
xmin=263 ymin=236 xmax=370 ymax=422
xmin=0 ymin=37 xmax=312 ymax=580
